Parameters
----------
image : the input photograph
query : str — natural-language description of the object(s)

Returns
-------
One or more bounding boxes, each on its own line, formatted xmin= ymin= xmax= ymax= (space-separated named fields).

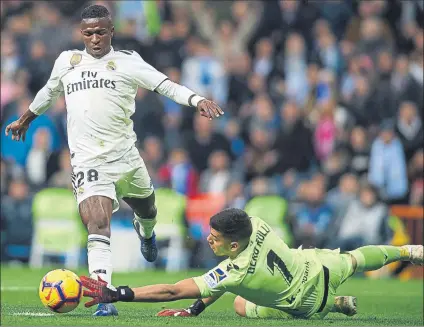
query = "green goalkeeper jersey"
xmin=193 ymin=217 xmax=326 ymax=317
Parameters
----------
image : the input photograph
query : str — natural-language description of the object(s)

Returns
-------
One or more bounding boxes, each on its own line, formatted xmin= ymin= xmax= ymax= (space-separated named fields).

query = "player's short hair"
xmin=81 ymin=4 xmax=110 ymax=20
xmin=210 ymin=208 xmax=252 ymax=242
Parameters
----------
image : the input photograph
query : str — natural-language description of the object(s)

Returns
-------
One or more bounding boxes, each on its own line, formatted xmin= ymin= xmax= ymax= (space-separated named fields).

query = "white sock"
xmin=134 ymin=214 xmax=157 ymax=238
xmin=87 ymin=234 xmax=112 ymax=286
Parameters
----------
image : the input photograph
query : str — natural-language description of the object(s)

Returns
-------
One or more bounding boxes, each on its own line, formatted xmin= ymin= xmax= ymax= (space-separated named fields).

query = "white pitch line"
xmin=1 ymin=286 xmax=37 ymax=291
xmin=12 ymin=312 xmax=54 ymax=317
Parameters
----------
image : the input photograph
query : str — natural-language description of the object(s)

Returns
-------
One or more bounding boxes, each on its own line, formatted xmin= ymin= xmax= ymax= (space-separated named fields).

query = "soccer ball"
xmin=39 ymin=269 xmax=83 ymax=313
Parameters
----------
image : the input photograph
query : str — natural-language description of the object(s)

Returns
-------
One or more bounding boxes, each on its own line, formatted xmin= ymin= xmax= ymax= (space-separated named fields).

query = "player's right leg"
xmin=79 ymin=195 xmax=118 ymax=316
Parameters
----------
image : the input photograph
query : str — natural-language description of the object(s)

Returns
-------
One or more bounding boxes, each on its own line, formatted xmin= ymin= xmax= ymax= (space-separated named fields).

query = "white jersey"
xmin=29 ymin=47 xmax=203 ymax=167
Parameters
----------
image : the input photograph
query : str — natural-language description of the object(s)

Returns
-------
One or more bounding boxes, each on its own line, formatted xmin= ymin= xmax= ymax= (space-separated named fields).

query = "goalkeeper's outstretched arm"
xmin=81 ymin=276 xmax=222 ymax=316
xmin=81 ymin=276 xmax=201 ymax=304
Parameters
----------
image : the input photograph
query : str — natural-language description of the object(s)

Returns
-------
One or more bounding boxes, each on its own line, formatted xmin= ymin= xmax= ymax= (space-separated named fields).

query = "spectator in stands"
xmin=25 ymin=128 xmax=53 ymax=188
xmin=311 ymin=19 xmax=344 ymax=75
xmin=149 ymin=21 xmax=183 ymax=71
xmin=408 ymin=149 xmax=424 ymax=205
xmin=189 ymin=0 xmax=258 ymax=62
xmin=248 ymin=0 xmax=319 ymax=55
xmin=395 ymin=101 xmax=423 ymax=161
xmin=226 ymin=52 xmax=252 ymax=115
xmin=158 ymin=148 xmax=198 ymax=197
xmin=47 ymin=149 xmax=72 ymax=190
xmin=279 ymin=32 xmax=308 ymax=106
xmin=327 ymin=173 xmax=359 ymax=219
xmin=373 ymin=50 xmax=399 ymax=121
xmin=247 ymin=176 xmax=278 ymax=199
xmin=200 ymin=150 xmax=231 ymax=194
xmin=30 ymin=2 xmax=72 ymax=55
xmin=140 ymin=136 xmax=165 ymax=188
xmin=253 ymin=38 xmax=274 ymax=78
xmin=274 ymin=101 xmax=315 ymax=174
xmin=161 ymin=67 xmax=184 ymax=150
xmin=313 ymin=100 xmax=337 ymax=161
xmin=245 ymin=93 xmax=278 ymax=135
xmin=223 ymin=119 xmax=245 ymax=159
xmin=347 ymin=126 xmax=370 ymax=177
xmin=244 ymin=128 xmax=278 ymax=182
xmin=329 ymin=183 xmax=391 ymax=251
xmin=181 ymin=36 xmax=228 ymax=105
xmin=184 ymin=114 xmax=231 ymax=173
xmin=225 ymin=180 xmax=246 ymax=209
xmin=1 ymin=159 xmax=9 ymax=196
xmin=322 ymin=150 xmax=349 ymax=191
xmin=344 ymin=74 xmax=377 ymax=127
xmin=1 ymin=95 xmax=61 ymax=167
xmin=292 ymin=177 xmax=333 ymax=248
xmin=357 ymin=16 xmax=394 ymax=62
xmin=1 ymin=177 xmax=33 ymax=262
xmin=369 ymin=119 xmax=408 ymax=204
xmin=1 ymin=32 xmax=21 ymax=79
xmin=390 ymin=55 xmax=415 ymax=107
xmin=132 ymin=87 xmax=165 ymax=142
xmin=277 ymin=169 xmax=301 ymax=201
xmin=408 ymin=51 xmax=423 ymax=115
xmin=315 ymin=0 xmax=353 ymax=40
xmin=26 ymin=39 xmax=51 ymax=95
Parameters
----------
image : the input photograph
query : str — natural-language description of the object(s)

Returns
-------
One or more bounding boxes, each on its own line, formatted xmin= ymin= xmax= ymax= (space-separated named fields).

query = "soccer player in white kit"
xmin=5 ymin=4 xmax=224 ymax=316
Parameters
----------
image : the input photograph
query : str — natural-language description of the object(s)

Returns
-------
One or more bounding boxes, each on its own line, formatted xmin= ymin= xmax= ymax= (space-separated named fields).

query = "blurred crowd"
xmin=1 ymin=0 xmax=423 ymax=266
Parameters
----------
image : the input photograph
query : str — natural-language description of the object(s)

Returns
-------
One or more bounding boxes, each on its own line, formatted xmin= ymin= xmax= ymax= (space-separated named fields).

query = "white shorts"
xmin=71 ymin=147 xmax=153 ymax=213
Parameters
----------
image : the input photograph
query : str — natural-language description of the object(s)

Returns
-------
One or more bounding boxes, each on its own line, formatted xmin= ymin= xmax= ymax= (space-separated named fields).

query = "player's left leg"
xmin=123 ymin=193 xmax=158 ymax=262
xmin=115 ymin=147 xmax=158 ymax=262
xmin=234 ymin=296 xmax=293 ymax=319
xmin=349 ymin=245 xmax=423 ymax=273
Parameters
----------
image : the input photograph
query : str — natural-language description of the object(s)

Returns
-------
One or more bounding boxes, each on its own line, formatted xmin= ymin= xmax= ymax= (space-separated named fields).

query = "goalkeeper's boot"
xmin=132 ymin=218 xmax=158 ymax=262
xmin=334 ymin=296 xmax=357 ymax=316
xmin=402 ymin=245 xmax=424 ymax=266
xmin=93 ymin=303 xmax=118 ymax=316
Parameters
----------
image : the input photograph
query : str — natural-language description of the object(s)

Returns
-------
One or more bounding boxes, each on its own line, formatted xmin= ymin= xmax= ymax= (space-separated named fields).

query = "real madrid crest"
xmin=106 ymin=61 xmax=116 ymax=71
xmin=70 ymin=53 xmax=82 ymax=67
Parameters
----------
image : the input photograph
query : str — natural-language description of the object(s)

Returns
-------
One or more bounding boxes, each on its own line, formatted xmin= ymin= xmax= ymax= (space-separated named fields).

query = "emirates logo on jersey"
xmin=66 ymin=71 xmax=117 ymax=95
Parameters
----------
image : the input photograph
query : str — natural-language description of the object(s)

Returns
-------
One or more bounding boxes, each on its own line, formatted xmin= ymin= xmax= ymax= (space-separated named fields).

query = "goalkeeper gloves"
xmin=80 ymin=276 xmax=134 ymax=308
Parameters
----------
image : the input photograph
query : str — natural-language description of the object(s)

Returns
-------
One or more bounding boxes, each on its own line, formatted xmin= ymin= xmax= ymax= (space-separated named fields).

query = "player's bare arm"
xmin=81 ymin=276 xmax=202 ymax=306
xmin=5 ymin=109 xmax=38 ymax=142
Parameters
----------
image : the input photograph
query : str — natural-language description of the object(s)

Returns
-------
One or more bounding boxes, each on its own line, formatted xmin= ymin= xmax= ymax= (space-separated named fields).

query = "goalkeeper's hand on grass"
xmin=156 ymin=308 xmax=194 ymax=317
xmin=80 ymin=276 xmax=133 ymax=308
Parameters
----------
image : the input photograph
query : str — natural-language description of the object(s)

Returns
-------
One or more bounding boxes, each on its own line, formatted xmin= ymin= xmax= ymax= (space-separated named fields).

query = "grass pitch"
xmin=1 ymin=265 xmax=423 ymax=326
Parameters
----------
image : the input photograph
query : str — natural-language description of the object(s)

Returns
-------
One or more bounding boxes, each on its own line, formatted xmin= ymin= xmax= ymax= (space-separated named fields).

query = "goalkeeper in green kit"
xmin=81 ymin=208 xmax=423 ymax=319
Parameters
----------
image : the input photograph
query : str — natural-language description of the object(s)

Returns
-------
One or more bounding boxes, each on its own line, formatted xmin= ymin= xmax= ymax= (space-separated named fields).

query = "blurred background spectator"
xmin=1 ymin=0 xmax=423 ymax=268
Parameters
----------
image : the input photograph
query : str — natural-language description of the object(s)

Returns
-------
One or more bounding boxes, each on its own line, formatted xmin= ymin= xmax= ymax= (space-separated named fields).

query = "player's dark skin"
xmin=6 ymin=15 xmax=225 ymax=239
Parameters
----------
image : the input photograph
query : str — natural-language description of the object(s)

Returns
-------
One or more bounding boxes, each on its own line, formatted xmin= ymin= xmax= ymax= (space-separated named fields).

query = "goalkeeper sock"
xmin=87 ymin=234 xmax=113 ymax=286
xmin=350 ymin=245 xmax=410 ymax=273
xmin=134 ymin=214 xmax=156 ymax=239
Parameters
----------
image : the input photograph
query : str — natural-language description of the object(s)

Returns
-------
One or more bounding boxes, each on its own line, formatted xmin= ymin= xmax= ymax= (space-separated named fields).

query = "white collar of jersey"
xmin=83 ymin=46 xmax=115 ymax=59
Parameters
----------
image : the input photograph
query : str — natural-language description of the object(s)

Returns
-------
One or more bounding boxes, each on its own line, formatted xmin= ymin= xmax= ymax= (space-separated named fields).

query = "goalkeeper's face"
xmin=207 ymin=228 xmax=241 ymax=258
xmin=81 ymin=17 xmax=114 ymax=59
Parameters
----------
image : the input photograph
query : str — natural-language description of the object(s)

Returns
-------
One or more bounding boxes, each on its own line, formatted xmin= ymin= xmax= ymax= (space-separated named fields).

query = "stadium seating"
xmin=244 ymin=196 xmax=294 ymax=247
xmin=29 ymin=188 xmax=86 ymax=269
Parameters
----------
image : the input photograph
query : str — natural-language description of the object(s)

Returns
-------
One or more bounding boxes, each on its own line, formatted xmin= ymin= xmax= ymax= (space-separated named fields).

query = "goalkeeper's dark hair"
xmin=210 ymin=208 xmax=252 ymax=242
xmin=81 ymin=4 xmax=110 ymax=20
